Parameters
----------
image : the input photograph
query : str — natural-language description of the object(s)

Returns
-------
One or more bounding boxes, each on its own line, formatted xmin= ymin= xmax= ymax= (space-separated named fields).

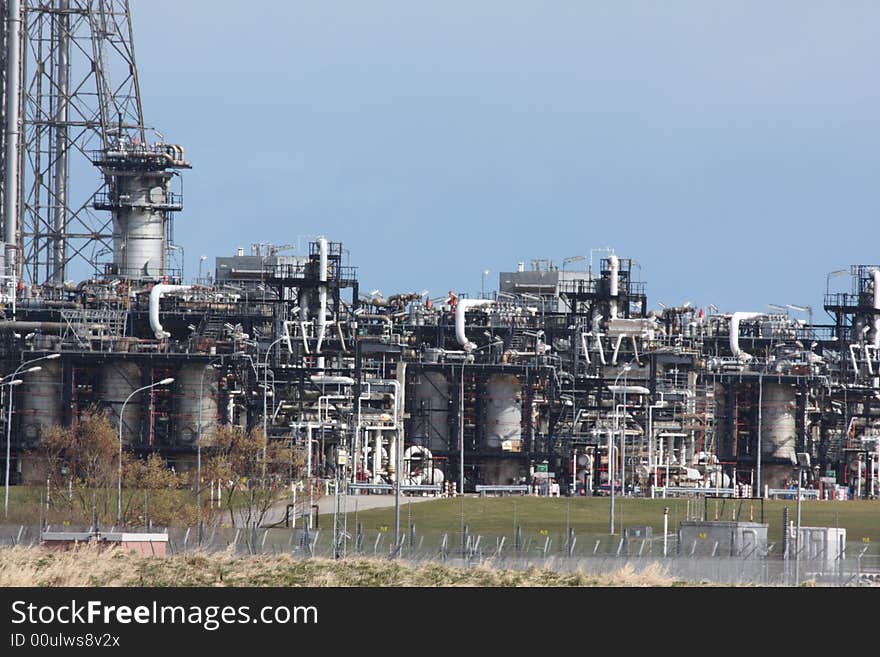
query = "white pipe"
xmin=311 ymin=375 xmax=355 ymax=386
xmin=373 ymin=430 xmax=382 ymax=484
xmin=455 ymin=298 xmax=493 ymax=351
xmin=874 ymin=269 xmax=880 ymax=310
xmin=316 ymin=237 xmax=328 ymax=353
xmin=298 ymin=293 xmax=310 ymax=354
xmin=872 ymin=269 xmax=880 ymax=349
xmin=595 ymin=333 xmax=607 ymax=365
xmin=389 ymin=428 xmax=397 ymax=483
xmin=611 ymin=334 xmax=624 ymax=365
xmin=730 ymin=312 xmax=763 ymax=360
xmin=149 ymin=284 xmax=192 ymax=339
xmin=850 ymin=344 xmax=860 ymax=375
xmin=609 ymin=255 xmax=619 ymax=319
xmin=318 ymin=236 xmax=328 ymax=283
xmin=4 ymin=0 xmax=22 ymax=271
xmin=580 ymin=332 xmax=591 ymax=365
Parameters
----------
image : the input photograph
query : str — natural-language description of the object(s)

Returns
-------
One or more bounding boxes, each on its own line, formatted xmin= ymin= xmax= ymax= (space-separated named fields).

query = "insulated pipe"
xmin=611 ymin=334 xmax=625 ymax=365
xmin=872 ymin=269 xmax=880 ymax=350
xmin=580 ymin=332 xmax=591 ymax=365
xmin=595 ymin=333 xmax=607 ymax=365
xmin=850 ymin=344 xmax=861 ymax=376
xmin=373 ymin=430 xmax=382 ymax=484
xmin=316 ymin=237 xmax=328 ymax=354
xmin=394 ymin=361 xmax=406 ymax=483
xmin=3 ymin=0 xmax=22 ymax=272
xmin=0 ymin=321 xmax=65 ymax=332
xmin=730 ymin=312 xmax=763 ymax=360
xmin=609 ymin=255 xmax=619 ymax=319
xmin=361 ymin=313 xmax=393 ymax=326
xmin=455 ymin=299 xmax=493 ymax=351
xmin=51 ymin=0 xmax=70 ymax=285
xmin=149 ymin=284 xmax=192 ymax=339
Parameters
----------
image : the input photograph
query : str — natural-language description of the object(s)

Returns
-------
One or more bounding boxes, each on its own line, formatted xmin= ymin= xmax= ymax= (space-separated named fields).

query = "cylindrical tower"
xmin=93 ymin=145 xmax=189 ymax=281
xmin=483 ymin=374 xmax=522 ymax=450
xmin=760 ymin=382 xmax=797 ymax=488
xmin=17 ymin=359 xmax=63 ymax=449
xmin=99 ymin=361 xmax=143 ymax=447
xmin=173 ymin=364 xmax=219 ymax=448
xmin=110 ymin=171 xmax=170 ymax=279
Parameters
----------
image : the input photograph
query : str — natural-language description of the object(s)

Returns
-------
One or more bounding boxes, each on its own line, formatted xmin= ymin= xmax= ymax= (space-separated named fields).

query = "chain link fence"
xmin=3 ymin=522 xmax=878 ymax=586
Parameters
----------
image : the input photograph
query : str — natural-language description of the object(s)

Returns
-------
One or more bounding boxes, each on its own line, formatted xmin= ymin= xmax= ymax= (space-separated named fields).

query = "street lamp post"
xmin=262 ymin=336 xmax=288 ymax=480
xmin=1 ymin=378 xmax=24 ymax=515
xmin=785 ymin=304 xmax=813 ymax=340
xmin=4 ymin=352 xmax=61 ymax=518
xmin=459 ymin=363 xmax=465 ymax=496
xmin=825 ymin=269 xmax=847 ymax=297
xmin=197 ymin=352 xmax=244 ymax=542
xmin=117 ymin=378 xmax=174 ymax=524
xmin=795 ymin=452 xmax=810 ymax=586
xmin=648 ymin=400 xmax=669 ymax=499
xmin=609 ymin=364 xmax=631 ymax=534
xmin=562 ymin=255 xmax=585 ymax=274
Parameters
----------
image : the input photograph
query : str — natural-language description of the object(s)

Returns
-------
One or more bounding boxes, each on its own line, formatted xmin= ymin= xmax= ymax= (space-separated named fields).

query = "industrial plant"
xmin=1 ymin=1 xmax=878 ymax=519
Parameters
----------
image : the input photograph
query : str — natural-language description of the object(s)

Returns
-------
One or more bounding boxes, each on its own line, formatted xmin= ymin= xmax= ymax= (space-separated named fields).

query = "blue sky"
xmin=130 ymin=1 xmax=880 ymax=320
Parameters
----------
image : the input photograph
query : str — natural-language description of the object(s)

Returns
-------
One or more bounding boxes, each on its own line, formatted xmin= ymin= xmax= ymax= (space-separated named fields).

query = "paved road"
xmin=260 ymin=493 xmax=442 ymax=526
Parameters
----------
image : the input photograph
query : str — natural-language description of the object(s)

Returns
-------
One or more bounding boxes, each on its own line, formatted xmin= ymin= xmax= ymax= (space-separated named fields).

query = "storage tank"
xmin=760 ymin=383 xmax=797 ymax=488
xmin=173 ymin=364 xmax=218 ymax=447
xmin=410 ymin=371 xmax=449 ymax=451
xmin=483 ymin=374 xmax=521 ymax=449
xmin=99 ymin=362 xmax=143 ymax=447
xmin=17 ymin=360 xmax=63 ymax=449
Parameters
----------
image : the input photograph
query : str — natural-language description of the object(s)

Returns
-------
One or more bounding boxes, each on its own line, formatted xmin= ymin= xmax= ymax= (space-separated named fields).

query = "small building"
xmin=678 ymin=521 xmax=768 ymax=557
xmin=791 ymin=526 xmax=846 ymax=565
xmin=41 ymin=531 xmax=168 ymax=556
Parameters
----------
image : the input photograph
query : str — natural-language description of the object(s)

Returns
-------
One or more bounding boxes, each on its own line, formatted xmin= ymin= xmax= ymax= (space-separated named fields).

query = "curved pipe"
xmin=361 ymin=313 xmax=393 ymax=326
xmin=149 ymin=284 xmax=192 ymax=339
xmin=455 ymin=299 xmax=494 ymax=351
xmin=730 ymin=312 xmax=763 ymax=360
xmin=403 ymin=444 xmax=433 ymax=461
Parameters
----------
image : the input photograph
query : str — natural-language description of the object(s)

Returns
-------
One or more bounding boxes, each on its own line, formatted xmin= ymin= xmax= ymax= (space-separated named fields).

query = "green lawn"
xmin=332 ymin=496 xmax=880 ymax=547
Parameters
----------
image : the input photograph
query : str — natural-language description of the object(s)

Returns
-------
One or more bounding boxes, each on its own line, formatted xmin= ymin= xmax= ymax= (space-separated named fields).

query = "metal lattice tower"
xmin=2 ymin=0 xmax=187 ymax=289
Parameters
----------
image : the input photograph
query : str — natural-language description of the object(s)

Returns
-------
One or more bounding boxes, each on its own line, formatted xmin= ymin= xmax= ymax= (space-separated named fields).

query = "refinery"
xmin=1 ymin=1 xmax=878 ymax=510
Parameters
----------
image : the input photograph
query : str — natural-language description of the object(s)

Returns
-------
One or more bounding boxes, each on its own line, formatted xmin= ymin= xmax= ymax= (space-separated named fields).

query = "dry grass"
xmin=0 ymin=546 xmax=696 ymax=587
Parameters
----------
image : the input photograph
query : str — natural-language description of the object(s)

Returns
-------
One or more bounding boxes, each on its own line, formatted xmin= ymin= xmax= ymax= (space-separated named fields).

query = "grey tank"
xmin=484 ymin=374 xmax=522 ymax=450
xmin=99 ymin=361 xmax=143 ymax=446
xmin=410 ymin=371 xmax=449 ymax=451
xmin=17 ymin=360 xmax=63 ymax=448
xmin=173 ymin=364 xmax=219 ymax=446
xmin=760 ymin=383 xmax=797 ymax=488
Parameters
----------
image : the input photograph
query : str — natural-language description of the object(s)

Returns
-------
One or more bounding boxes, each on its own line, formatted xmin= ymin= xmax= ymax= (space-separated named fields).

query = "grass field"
xmin=333 ymin=496 xmax=880 ymax=547
xmin=0 ymin=546 xmax=684 ymax=587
